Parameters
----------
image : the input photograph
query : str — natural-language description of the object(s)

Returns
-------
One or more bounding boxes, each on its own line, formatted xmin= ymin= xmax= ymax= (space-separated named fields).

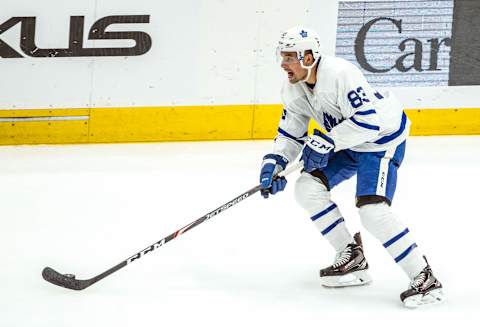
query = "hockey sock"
xmin=295 ymin=172 xmax=354 ymax=252
xmin=359 ymin=202 xmax=426 ymax=279
xmin=310 ymin=202 xmax=353 ymax=252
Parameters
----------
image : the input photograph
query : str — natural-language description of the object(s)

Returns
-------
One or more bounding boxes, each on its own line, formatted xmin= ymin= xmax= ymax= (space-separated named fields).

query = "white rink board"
xmin=1 ymin=0 xmax=478 ymax=110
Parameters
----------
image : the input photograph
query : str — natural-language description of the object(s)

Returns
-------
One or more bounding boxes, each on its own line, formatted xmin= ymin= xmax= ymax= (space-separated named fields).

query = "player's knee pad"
xmin=294 ymin=172 xmax=330 ymax=211
xmin=358 ymin=202 xmax=396 ymax=235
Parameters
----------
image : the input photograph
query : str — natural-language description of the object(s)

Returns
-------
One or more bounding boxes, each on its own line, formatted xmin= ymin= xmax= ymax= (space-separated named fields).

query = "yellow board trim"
xmin=0 ymin=120 xmax=89 ymax=145
xmin=1 ymin=105 xmax=479 ymax=145
xmin=405 ymin=108 xmax=480 ymax=135
xmin=0 ymin=108 xmax=90 ymax=118
xmin=89 ymin=105 xmax=255 ymax=142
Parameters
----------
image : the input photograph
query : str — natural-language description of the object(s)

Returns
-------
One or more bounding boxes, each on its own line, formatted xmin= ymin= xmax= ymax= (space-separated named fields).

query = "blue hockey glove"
xmin=259 ymin=154 xmax=289 ymax=198
xmin=301 ymin=130 xmax=335 ymax=172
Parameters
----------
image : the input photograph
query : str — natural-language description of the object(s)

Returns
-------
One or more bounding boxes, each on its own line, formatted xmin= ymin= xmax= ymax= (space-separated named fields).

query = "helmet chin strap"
xmin=300 ymin=58 xmax=319 ymax=82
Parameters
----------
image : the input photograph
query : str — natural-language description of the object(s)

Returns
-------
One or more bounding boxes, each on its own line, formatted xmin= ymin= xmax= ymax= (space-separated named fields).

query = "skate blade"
xmin=403 ymin=289 xmax=444 ymax=308
xmin=321 ymin=269 xmax=372 ymax=288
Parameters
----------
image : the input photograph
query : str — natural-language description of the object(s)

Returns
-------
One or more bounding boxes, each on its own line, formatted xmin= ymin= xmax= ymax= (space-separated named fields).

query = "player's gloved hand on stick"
xmin=259 ymin=154 xmax=289 ymax=198
xmin=302 ymin=129 xmax=335 ymax=172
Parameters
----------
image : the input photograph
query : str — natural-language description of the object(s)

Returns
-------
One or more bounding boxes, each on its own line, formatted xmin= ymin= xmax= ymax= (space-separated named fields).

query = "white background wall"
xmin=0 ymin=0 xmax=479 ymax=110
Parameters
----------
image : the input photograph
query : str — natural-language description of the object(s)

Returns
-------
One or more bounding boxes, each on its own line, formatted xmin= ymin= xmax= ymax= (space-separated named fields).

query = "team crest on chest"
xmin=323 ymin=112 xmax=343 ymax=132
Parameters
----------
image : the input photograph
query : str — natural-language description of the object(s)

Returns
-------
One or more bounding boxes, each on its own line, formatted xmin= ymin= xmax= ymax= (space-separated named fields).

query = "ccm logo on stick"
xmin=0 ymin=15 xmax=152 ymax=58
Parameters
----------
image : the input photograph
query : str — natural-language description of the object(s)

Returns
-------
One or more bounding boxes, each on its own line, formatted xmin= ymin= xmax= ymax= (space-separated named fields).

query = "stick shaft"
xmin=123 ymin=161 xmax=303 ymax=267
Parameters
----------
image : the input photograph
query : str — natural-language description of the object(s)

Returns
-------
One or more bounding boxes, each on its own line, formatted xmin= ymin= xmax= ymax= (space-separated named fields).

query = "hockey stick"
xmin=42 ymin=161 xmax=303 ymax=291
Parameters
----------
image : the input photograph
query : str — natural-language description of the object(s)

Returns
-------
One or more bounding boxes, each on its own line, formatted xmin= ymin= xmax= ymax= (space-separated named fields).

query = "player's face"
xmin=280 ymin=52 xmax=307 ymax=84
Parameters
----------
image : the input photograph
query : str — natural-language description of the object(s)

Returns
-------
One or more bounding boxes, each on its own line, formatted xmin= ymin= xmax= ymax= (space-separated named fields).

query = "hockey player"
xmin=259 ymin=26 xmax=443 ymax=307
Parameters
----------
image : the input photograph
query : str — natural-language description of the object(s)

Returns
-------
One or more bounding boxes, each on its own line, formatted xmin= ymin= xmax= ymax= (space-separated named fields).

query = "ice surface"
xmin=1 ymin=136 xmax=479 ymax=326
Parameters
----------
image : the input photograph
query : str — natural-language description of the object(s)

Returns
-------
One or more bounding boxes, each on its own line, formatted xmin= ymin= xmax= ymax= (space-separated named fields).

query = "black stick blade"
xmin=42 ymin=267 xmax=92 ymax=291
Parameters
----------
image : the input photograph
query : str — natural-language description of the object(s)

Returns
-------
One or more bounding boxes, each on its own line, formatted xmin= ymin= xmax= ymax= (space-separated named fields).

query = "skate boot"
xmin=320 ymin=232 xmax=372 ymax=287
xmin=400 ymin=256 xmax=444 ymax=308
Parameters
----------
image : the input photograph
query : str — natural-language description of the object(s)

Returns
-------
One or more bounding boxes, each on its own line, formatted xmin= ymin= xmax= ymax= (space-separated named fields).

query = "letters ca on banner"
xmin=336 ymin=1 xmax=453 ymax=87
xmin=0 ymin=15 xmax=152 ymax=58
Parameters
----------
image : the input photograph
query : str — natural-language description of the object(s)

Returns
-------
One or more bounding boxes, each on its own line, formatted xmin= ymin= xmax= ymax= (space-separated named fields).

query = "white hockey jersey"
xmin=273 ymin=55 xmax=410 ymax=163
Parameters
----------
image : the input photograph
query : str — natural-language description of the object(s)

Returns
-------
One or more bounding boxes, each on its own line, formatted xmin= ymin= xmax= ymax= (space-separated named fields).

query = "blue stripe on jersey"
xmin=383 ymin=228 xmax=410 ymax=248
xmin=278 ymin=128 xmax=305 ymax=145
xmin=319 ymin=133 xmax=335 ymax=146
xmin=321 ymin=218 xmax=345 ymax=235
xmin=350 ymin=117 xmax=380 ymax=131
xmin=355 ymin=109 xmax=376 ymax=116
xmin=316 ymin=130 xmax=335 ymax=145
xmin=311 ymin=203 xmax=337 ymax=221
xmin=374 ymin=112 xmax=407 ymax=145
xmin=394 ymin=243 xmax=417 ymax=263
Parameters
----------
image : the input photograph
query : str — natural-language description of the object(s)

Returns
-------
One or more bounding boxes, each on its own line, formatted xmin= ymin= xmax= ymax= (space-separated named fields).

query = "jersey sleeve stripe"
xmin=354 ymin=109 xmax=377 ymax=116
xmin=350 ymin=117 xmax=380 ymax=131
xmin=316 ymin=130 xmax=335 ymax=145
xmin=278 ymin=128 xmax=306 ymax=145
xmin=374 ymin=112 xmax=407 ymax=145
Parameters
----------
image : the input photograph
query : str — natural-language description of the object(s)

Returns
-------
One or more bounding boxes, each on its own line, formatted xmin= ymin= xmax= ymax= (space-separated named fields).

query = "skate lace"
xmin=333 ymin=246 xmax=352 ymax=268
xmin=411 ymin=272 xmax=427 ymax=290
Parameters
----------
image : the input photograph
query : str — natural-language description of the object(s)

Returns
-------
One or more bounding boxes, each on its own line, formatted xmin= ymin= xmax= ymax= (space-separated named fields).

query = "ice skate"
xmin=400 ymin=256 xmax=444 ymax=308
xmin=320 ymin=232 xmax=372 ymax=287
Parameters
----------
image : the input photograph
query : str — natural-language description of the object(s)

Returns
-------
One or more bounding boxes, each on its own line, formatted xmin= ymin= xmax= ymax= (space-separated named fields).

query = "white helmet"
xmin=276 ymin=26 xmax=321 ymax=81
xmin=277 ymin=26 xmax=321 ymax=64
